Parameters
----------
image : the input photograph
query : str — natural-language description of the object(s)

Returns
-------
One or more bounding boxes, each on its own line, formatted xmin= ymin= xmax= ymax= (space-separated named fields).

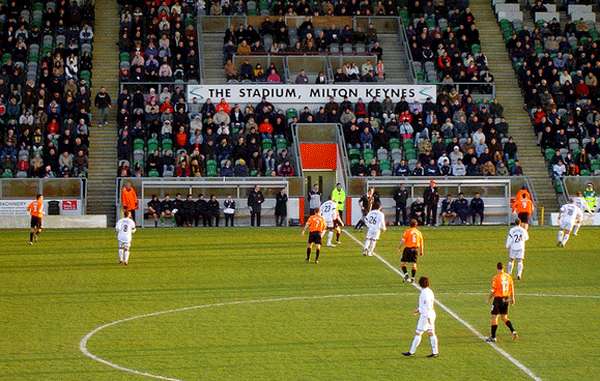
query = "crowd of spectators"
xmin=223 ymin=18 xmax=385 ymax=82
xmin=404 ymin=1 xmax=494 ymax=85
xmin=333 ymin=87 xmax=520 ymax=177
xmin=115 ymin=87 xmax=295 ymax=177
xmin=117 ymin=1 xmax=200 ymax=83
xmin=204 ymin=0 xmax=401 ymax=16
xmin=502 ymin=15 xmax=600 ymax=177
xmin=0 ymin=0 xmax=95 ymax=178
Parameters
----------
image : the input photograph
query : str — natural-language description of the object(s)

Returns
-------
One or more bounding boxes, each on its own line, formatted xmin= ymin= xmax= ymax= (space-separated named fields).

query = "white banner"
xmin=187 ymin=84 xmax=436 ymax=104
xmin=0 ymin=199 xmax=82 ymax=216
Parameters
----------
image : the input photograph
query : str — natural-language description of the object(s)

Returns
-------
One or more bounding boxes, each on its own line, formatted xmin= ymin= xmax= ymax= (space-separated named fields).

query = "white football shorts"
xmin=508 ymin=248 xmax=525 ymax=260
xmin=366 ymin=229 xmax=381 ymax=240
xmin=416 ymin=314 xmax=436 ymax=333
xmin=118 ymin=240 xmax=131 ymax=250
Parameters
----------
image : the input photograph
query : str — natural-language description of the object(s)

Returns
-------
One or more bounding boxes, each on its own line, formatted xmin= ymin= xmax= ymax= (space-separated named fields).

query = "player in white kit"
xmin=115 ymin=210 xmax=137 ymax=265
xmin=506 ymin=218 xmax=529 ymax=280
xmin=320 ymin=198 xmax=343 ymax=247
xmin=557 ymin=202 xmax=583 ymax=247
xmin=362 ymin=201 xmax=386 ymax=256
xmin=403 ymin=277 xmax=439 ymax=358
xmin=571 ymin=193 xmax=589 ymax=236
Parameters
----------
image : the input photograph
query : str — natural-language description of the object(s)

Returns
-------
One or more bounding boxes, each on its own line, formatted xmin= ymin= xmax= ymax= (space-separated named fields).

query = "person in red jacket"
xmin=258 ymin=118 xmax=273 ymax=137
xmin=215 ymin=98 xmax=231 ymax=114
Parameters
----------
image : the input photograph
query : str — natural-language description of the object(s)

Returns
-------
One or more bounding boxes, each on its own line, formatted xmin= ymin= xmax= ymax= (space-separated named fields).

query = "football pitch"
xmin=1 ymin=226 xmax=599 ymax=381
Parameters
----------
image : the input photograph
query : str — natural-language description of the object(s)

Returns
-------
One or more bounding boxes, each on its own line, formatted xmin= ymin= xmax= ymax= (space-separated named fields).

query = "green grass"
xmin=1 ymin=226 xmax=599 ymax=381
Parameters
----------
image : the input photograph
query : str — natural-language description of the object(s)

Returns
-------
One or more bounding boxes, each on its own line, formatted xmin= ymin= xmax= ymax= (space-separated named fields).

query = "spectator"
xmin=275 ymin=188 xmax=288 ymax=226
xmin=423 ymin=180 xmax=440 ymax=226
xmin=223 ymin=195 xmax=236 ymax=226
xmin=95 ymin=87 xmax=112 ymax=126
xmin=248 ymin=185 xmax=265 ymax=227
xmin=208 ymin=195 xmax=220 ymax=227
xmin=440 ymin=194 xmax=457 ymax=225
xmin=470 ymin=192 xmax=485 ymax=225
xmin=453 ymin=193 xmax=470 ymax=225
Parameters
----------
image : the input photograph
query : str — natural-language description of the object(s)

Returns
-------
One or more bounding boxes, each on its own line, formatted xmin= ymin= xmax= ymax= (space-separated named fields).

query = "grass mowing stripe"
xmin=80 ymin=292 xmax=411 ymax=380
xmin=342 ymin=230 xmax=543 ymax=381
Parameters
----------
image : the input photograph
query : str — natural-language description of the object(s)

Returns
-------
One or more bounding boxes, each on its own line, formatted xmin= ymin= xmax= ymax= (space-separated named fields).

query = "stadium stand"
xmin=0 ymin=0 xmax=94 ymax=178
xmin=335 ymin=88 xmax=519 ymax=177
xmin=204 ymin=0 xmax=401 ymax=16
xmin=222 ymin=18 xmax=385 ymax=83
xmin=495 ymin=1 xmax=600 ymax=177
xmin=117 ymin=1 xmax=200 ymax=82
xmin=403 ymin=0 xmax=494 ymax=86
xmin=115 ymin=87 xmax=296 ymax=177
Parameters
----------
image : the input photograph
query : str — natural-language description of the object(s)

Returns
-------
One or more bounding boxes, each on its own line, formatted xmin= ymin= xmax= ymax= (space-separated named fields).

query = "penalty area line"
xmin=343 ymin=230 xmax=542 ymax=381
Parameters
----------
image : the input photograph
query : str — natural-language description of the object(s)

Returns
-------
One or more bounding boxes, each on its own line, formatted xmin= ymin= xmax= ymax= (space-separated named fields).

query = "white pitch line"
xmin=80 ymin=292 xmax=410 ymax=381
xmin=343 ymin=230 xmax=542 ymax=381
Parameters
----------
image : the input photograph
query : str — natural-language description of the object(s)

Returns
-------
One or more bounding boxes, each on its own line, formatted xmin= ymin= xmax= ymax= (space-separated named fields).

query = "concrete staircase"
xmin=202 ymin=33 xmax=226 ymax=84
xmin=470 ymin=0 xmax=559 ymax=222
xmin=86 ymin=0 xmax=119 ymax=224
xmin=378 ymin=33 xmax=410 ymax=83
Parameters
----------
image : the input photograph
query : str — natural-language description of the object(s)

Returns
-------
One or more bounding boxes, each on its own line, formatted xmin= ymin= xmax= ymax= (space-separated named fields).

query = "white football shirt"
xmin=115 ymin=217 xmax=136 ymax=243
xmin=560 ymin=203 xmax=582 ymax=225
xmin=320 ymin=200 xmax=338 ymax=223
xmin=418 ymin=287 xmax=436 ymax=319
xmin=506 ymin=225 xmax=529 ymax=251
xmin=365 ymin=209 xmax=386 ymax=233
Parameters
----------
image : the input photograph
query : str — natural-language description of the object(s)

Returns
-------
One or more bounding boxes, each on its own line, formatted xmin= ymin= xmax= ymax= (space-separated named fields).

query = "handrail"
xmin=335 ymin=124 xmax=352 ymax=185
xmin=398 ymin=16 xmax=417 ymax=84
xmin=290 ymin=124 xmax=304 ymax=177
xmin=197 ymin=17 xmax=206 ymax=83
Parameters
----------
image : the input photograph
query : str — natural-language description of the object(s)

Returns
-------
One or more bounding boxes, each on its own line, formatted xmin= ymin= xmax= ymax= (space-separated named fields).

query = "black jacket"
xmin=208 ymin=200 xmax=220 ymax=215
xmin=275 ymin=192 xmax=288 ymax=216
xmin=470 ymin=197 xmax=485 ymax=213
xmin=393 ymin=188 xmax=409 ymax=206
xmin=248 ymin=190 xmax=264 ymax=211
xmin=196 ymin=198 xmax=208 ymax=215
xmin=423 ymin=186 xmax=440 ymax=206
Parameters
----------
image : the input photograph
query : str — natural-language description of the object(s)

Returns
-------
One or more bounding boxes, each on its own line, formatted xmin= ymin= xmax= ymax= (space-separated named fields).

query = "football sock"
xmin=516 ymin=261 xmax=523 ymax=278
xmin=315 ymin=249 xmax=320 ymax=261
xmin=124 ymin=250 xmax=130 ymax=263
xmin=118 ymin=249 xmax=123 ymax=262
xmin=491 ymin=324 xmax=498 ymax=338
xmin=327 ymin=231 xmax=333 ymax=245
xmin=370 ymin=241 xmax=377 ymax=255
xmin=306 ymin=248 xmax=311 ymax=260
xmin=409 ymin=333 xmax=422 ymax=354
xmin=557 ymin=230 xmax=564 ymax=243
xmin=29 ymin=232 xmax=33 ymax=242
xmin=154 ymin=220 xmax=158 ymax=227
xmin=401 ymin=266 xmax=408 ymax=275
xmin=411 ymin=268 xmax=416 ymax=278
xmin=506 ymin=260 xmax=514 ymax=275
xmin=336 ymin=231 xmax=340 ymax=242
xmin=429 ymin=334 xmax=439 ymax=354
xmin=562 ymin=233 xmax=570 ymax=245
xmin=573 ymin=225 xmax=580 ymax=236
xmin=505 ymin=320 xmax=515 ymax=333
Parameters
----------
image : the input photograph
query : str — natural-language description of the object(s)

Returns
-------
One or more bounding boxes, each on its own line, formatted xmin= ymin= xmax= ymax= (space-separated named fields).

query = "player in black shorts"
xmin=398 ymin=219 xmax=424 ymax=283
xmin=487 ymin=262 xmax=518 ymax=342
xmin=302 ymin=208 xmax=327 ymax=264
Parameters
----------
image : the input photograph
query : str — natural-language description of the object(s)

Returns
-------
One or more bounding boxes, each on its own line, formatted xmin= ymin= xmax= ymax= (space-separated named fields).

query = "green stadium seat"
xmin=250 ymin=169 xmax=258 ymax=177
xmin=148 ymin=169 xmax=160 ymax=177
xmin=389 ymin=138 xmax=401 ymax=150
xmin=286 ymin=108 xmax=298 ymax=121
xmin=133 ymin=138 xmax=145 ymax=151
xmin=363 ymin=149 xmax=374 ymax=162
xmin=147 ymin=137 xmax=159 ymax=153
xmin=276 ymin=137 xmax=287 ymax=150
xmin=580 ymin=169 xmax=591 ymax=176
xmin=1 ymin=169 xmax=13 ymax=178
xmin=348 ymin=148 xmax=360 ymax=160
xmin=161 ymin=138 xmax=173 ymax=151
xmin=262 ymin=138 xmax=273 ymax=151
xmin=206 ymin=160 xmax=217 ymax=177
xmin=544 ymin=148 xmax=555 ymax=161
xmin=119 ymin=52 xmax=130 ymax=63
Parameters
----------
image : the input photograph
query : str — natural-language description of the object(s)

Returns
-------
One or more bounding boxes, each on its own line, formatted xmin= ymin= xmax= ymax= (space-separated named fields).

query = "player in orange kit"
xmin=486 ymin=262 xmax=518 ymax=342
xmin=512 ymin=192 xmax=534 ymax=230
xmin=398 ymin=219 xmax=424 ymax=283
xmin=302 ymin=207 xmax=327 ymax=264
xmin=27 ymin=194 xmax=44 ymax=245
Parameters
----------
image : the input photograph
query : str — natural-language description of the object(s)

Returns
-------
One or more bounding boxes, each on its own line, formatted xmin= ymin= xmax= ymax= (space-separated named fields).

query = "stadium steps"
xmin=470 ymin=0 xmax=559 ymax=223
xmin=202 ymin=33 xmax=226 ymax=84
xmin=86 ymin=0 xmax=119 ymax=225
xmin=376 ymin=34 xmax=410 ymax=83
